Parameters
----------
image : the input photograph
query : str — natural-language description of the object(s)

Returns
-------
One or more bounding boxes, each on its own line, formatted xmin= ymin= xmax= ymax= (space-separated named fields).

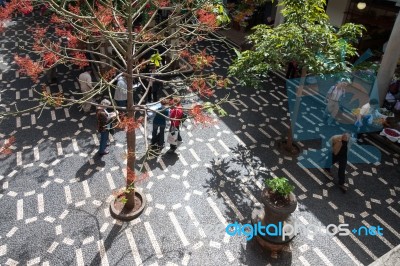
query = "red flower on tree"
xmin=43 ymin=52 xmax=60 ymax=68
xmin=68 ymin=4 xmax=80 ymax=15
xmin=14 ymin=54 xmax=44 ymax=82
xmin=117 ymin=116 xmax=144 ymax=133
xmin=191 ymin=78 xmax=214 ymax=97
xmin=187 ymin=49 xmax=215 ymax=70
xmin=189 ymin=104 xmax=215 ymax=126
xmin=18 ymin=0 xmax=33 ymax=15
xmin=71 ymin=52 xmax=89 ymax=68
xmin=126 ymin=168 xmax=149 ymax=186
xmin=0 ymin=136 xmax=15 ymax=155
xmin=50 ymin=14 xmax=64 ymax=24
xmin=153 ymin=0 xmax=170 ymax=8
xmin=197 ymin=9 xmax=217 ymax=29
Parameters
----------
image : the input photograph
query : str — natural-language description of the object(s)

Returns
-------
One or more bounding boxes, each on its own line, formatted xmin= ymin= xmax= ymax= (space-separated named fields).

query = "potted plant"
xmin=251 ymin=177 xmax=297 ymax=257
xmin=263 ymin=177 xmax=297 ymax=224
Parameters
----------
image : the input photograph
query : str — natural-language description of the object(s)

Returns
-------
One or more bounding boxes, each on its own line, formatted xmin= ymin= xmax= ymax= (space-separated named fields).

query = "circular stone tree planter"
xmin=251 ymin=188 xmax=297 ymax=258
xmin=110 ymin=190 xmax=146 ymax=221
xmin=276 ymin=139 xmax=301 ymax=157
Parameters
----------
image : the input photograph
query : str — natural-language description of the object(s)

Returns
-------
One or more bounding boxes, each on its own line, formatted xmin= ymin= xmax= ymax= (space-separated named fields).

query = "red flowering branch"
xmin=0 ymin=136 xmax=16 ymax=155
xmin=117 ymin=116 xmax=144 ymax=133
xmin=197 ymin=9 xmax=218 ymax=29
xmin=191 ymin=78 xmax=214 ymax=97
xmin=189 ymin=104 xmax=216 ymax=126
xmin=181 ymin=49 xmax=215 ymax=70
xmin=14 ymin=55 xmax=44 ymax=82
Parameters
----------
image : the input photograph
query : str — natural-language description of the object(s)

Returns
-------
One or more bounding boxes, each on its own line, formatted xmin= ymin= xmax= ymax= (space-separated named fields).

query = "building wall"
xmin=326 ymin=0 xmax=350 ymax=27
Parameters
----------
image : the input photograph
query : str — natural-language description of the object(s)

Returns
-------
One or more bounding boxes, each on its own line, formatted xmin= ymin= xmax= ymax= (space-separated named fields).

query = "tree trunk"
xmin=124 ymin=2 xmax=136 ymax=210
xmin=285 ymin=67 xmax=307 ymax=151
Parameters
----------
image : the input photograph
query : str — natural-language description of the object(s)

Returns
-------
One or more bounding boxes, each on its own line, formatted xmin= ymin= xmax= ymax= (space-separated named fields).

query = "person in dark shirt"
xmin=151 ymin=99 xmax=169 ymax=151
xmin=324 ymin=133 xmax=352 ymax=193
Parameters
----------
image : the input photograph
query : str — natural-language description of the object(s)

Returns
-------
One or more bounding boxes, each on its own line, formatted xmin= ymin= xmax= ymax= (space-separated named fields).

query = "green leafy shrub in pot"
xmin=264 ymin=177 xmax=295 ymax=207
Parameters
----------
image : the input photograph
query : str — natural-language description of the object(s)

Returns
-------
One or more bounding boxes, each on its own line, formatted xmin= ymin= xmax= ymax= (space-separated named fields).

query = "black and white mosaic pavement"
xmin=1 ymin=12 xmax=400 ymax=266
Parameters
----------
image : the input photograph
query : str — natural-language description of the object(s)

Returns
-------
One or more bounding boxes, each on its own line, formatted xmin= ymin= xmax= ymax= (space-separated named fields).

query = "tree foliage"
xmin=229 ymin=0 xmax=365 ymax=87
xmin=0 ymin=0 xmax=231 ymax=207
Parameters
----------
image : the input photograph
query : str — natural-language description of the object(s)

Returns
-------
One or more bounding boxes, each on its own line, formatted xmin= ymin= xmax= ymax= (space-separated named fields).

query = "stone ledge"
xmin=369 ymin=132 xmax=400 ymax=155
xmin=369 ymin=244 xmax=400 ymax=266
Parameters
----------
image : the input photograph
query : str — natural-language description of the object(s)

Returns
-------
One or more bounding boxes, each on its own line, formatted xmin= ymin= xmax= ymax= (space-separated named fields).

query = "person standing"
xmin=324 ymin=82 xmax=347 ymax=125
xmin=324 ymin=133 xmax=352 ymax=193
xmin=147 ymin=66 xmax=162 ymax=103
xmin=286 ymin=61 xmax=298 ymax=79
xmin=151 ymin=99 xmax=169 ymax=151
xmin=114 ymin=75 xmax=127 ymax=107
xmin=78 ymin=67 xmax=94 ymax=113
xmin=96 ymin=99 xmax=117 ymax=156
xmin=167 ymin=98 xmax=183 ymax=154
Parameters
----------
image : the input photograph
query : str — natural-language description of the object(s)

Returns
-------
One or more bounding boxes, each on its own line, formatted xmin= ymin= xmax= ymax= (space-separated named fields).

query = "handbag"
xmin=167 ymin=127 xmax=178 ymax=145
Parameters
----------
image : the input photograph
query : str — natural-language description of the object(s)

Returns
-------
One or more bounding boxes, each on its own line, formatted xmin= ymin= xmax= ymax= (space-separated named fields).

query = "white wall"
xmin=326 ymin=0 xmax=351 ymax=27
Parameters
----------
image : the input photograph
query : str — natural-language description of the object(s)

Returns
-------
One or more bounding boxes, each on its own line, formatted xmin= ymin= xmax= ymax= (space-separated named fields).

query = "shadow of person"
xmin=161 ymin=152 xmax=180 ymax=167
xmin=75 ymin=154 xmax=106 ymax=182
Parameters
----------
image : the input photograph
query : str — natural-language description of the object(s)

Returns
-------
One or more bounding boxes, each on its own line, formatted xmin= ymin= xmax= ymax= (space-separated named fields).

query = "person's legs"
xmin=168 ymin=126 xmax=178 ymax=153
xmin=337 ymin=157 xmax=347 ymax=192
xmin=153 ymin=84 xmax=159 ymax=102
xmin=147 ymin=86 xmax=153 ymax=102
xmin=99 ymin=131 xmax=109 ymax=154
xmin=115 ymin=100 xmax=126 ymax=107
xmin=133 ymin=89 xmax=140 ymax=104
xmin=176 ymin=125 xmax=182 ymax=142
xmin=158 ymin=125 xmax=165 ymax=148
xmin=337 ymin=159 xmax=347 ymax=185
xmin=151 ymin=124 xmax=160 ymax=146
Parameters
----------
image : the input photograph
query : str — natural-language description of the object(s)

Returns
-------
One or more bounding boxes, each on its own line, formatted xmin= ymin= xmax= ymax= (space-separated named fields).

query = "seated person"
xmin=383 ymin=80 xmax=400 ymax=111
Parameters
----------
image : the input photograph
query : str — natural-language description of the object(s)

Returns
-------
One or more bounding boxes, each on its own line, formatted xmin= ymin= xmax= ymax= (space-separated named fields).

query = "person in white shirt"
xmin=324 ymin=82 xmax=347 ymax=125
xmin=354 ymin=99 xmax=383 ymax=140
xmin=96 ymin=99 xmax=118 ymax=155
xmin=78 ymin=68 xmax=94 ymax=113
xmin=114 ymin=75 xmax=127 ymax=107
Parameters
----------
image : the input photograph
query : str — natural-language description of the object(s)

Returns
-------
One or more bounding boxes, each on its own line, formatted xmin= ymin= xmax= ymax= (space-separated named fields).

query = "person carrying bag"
xmin=167 ymin=98 xmax=183 ymax=154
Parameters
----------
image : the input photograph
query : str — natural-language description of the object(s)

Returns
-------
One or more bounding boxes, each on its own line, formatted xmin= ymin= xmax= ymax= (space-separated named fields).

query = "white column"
xmin=326 ymin=0 xmax=351 ymax=27
xmin=274 ymin=0 xmax=284 ymax=27
xmin=377 ymin=12 xmax=400 ymax=104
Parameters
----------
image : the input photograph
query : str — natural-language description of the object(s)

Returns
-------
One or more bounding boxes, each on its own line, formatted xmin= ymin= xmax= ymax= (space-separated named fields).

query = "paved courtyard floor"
xmin=1 ymin=12 xmax=400 ymax=266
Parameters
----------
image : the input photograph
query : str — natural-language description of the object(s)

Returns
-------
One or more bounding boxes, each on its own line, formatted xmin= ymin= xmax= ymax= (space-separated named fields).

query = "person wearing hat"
xmin=78 ymin=67 xmax=94 ymax=113
xmin=114 ymin=74 xmax=128 ymax=107
xmin=96 ymin=99 xmax=117 ymax=155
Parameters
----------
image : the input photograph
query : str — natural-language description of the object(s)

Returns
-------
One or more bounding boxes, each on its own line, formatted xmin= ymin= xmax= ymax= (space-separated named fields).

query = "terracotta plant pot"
xmin=262 ymin=188 xmax=297 ymax=225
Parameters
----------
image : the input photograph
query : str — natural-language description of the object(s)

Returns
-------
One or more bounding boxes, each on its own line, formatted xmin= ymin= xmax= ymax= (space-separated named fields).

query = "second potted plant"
xmin=251 ymin=177 xmax=297 ymax=258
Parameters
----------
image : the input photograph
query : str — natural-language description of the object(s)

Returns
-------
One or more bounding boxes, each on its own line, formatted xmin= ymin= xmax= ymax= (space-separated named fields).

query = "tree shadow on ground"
xmin=89 ymin=222 xmax=125 ymax=266
xmin=204 ymin=144 xmax=271 ymax=223
xmin=203 ymin=143 xmax=293 ymax=264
